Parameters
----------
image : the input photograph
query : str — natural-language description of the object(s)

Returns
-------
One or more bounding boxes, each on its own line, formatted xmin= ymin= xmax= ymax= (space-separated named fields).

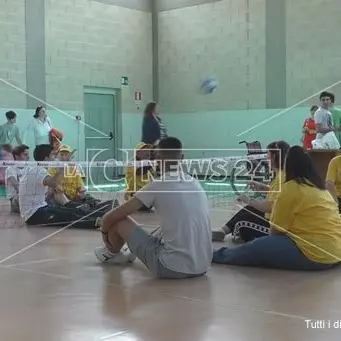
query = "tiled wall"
xmin=286 ymin=0 xmax=341 ymax=106
xmin=45 ymin=0 xmax=153 ymax=112
xmin=0 ymin=0 xmax=27 ymax=108
xmin=158 ymin=0 xmax=266 ymax=112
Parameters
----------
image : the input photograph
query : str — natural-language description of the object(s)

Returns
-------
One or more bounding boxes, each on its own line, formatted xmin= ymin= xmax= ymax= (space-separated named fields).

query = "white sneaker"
xmin=94 ymin=245 xmax=136 ymax=265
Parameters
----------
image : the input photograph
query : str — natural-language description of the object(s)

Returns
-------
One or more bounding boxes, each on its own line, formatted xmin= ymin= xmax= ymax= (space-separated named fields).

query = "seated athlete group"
xmin=4 ymin=136 xmax=341 ymax=279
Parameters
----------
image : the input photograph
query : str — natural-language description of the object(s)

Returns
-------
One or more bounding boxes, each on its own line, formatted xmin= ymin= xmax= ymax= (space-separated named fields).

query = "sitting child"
xmin=124 ymin=142 xmax=154 ymax=211
xmin=19 ymin=144 xmax=110 ymax=228
xmin=48 ymin=128 xmax=63 ymax=160
xmin=48 ymin=144 xmax=114 ymax=209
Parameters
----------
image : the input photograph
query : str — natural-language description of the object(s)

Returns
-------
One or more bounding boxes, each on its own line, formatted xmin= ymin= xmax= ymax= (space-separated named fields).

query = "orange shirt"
xmin=302 ymin=117 xmax=316 ymax=150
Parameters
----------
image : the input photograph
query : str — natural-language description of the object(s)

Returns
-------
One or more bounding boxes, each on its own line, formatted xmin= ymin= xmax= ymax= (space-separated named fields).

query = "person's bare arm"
xmin=326 ymin=180 xmax=339 ymax=204
xmin=7 ymin=176 xmax=19 ymax=192
xmin=249 ymin=181 xmax=270 ymax=192
xmin=43 ymin=169 xmax=64 ymax=189
xmin=15 ymin=127 xmax=22 ymax=145
xmin=101 ymin=197 xmax=143 ymax=233
xmin=237 ymin=195 xmax=273 ymax=213
xmin=249 ymin=199 xmax=273 ymax=213
xmin=315 ymin=123 xmax=335 ymax=134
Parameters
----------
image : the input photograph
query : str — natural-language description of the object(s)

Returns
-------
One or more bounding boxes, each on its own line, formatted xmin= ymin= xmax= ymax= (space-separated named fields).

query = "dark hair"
xmin=285 ymin=146 xmax=325 ymax=189
xmin=310 ymin=105 xmax=318 ymax=112
xmin=33 ymin=105 xmax=44 ymax=118
xmin=159 ymin=137 xmax=182 ymax=150
xmin=144 ymin=102 xmax=157 ymax=116
xmin=5 ymin=111 xmax=16 ymax=120
xmin=1 ymin=144 xmax=12 ymax=154
xmin=12 ymin=144 xmax=29 ymax=160
xmin=33 ymin=144 xmax=53 ymax=161
xmin=266 ymin=140 xmax=290 ymax=170
xmin=319 ymin=91 xmax=334 ymax=102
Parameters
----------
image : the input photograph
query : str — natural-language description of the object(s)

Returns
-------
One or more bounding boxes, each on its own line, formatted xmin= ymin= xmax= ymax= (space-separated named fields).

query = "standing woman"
xmin=141 ymin=102 xmax=167 ymax=146
xmin=302 ymin=105 xmax=318 ymax=150
xmin=24 ymin=105 xmax=52 ymax=147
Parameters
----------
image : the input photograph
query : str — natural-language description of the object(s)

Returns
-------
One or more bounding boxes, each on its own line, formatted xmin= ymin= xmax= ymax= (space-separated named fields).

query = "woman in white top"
xmin=24 ymin=105 xmax=52 ymax=146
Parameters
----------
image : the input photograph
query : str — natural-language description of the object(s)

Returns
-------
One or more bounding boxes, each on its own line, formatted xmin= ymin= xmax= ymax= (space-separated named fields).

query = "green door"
xmin=84 ymin=91 xmax=117 ymax=190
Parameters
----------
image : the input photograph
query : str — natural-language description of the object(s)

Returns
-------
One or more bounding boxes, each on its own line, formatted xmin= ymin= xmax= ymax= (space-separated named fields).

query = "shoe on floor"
xmin=212 ymin=230 xmax=226 ymax=242
xmin=94 ymin=245 xmax=136 ymax=264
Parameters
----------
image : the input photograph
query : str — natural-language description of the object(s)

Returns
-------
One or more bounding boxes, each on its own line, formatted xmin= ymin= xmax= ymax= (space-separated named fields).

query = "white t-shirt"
xmin=314 ymin=108 xmax=333 ymax=139
xmin=19 ymin=167 xmax=48 ymax=222
xmin=134 ymin=171 xmax=213 ymax=275
xmin=24 ymin=117 xmax=52 ymax=146
xmin=5 ymin=166 xmax=25 ymax=199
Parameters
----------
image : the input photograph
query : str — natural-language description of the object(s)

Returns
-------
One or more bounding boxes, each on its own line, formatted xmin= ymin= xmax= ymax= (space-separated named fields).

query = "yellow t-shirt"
xmin=124 ymin=166 xmax=151 ymax=201
xmin=326 ymin=155 xmax=341 ymax=197
xmin=48 ymin=167 xmax=84 ymax=200
xmin=265 ymin=169 xmax=285 ymax=219
xmin=270 ymin=180 xmax=341 ymax=264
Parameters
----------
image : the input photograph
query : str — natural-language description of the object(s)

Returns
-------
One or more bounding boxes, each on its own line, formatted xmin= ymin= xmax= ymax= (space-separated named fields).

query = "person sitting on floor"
xmin=212 ymin=140 xmax=290 ymax=243
xmin=124 ymin=142 xmax=154 ymax=211
xmin=19 ymin=144 xmax=111 ymax=228
xmin=5 ymin=144 xmax=29 ymax=213
xmin=325 ymin=155 xmax=341 ymax=212
xmin=48 ymin=144 xmax=115 ymax=210
xmin=0 ymin=144 xmax=14 ymax=185
xmin=212 ymin=146 xmax=341 ymax=271
xmin=94 ymin=137 xmax=213 ymax=279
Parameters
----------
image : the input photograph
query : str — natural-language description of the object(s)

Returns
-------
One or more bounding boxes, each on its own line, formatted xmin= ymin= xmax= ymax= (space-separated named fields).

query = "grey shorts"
xmin=127 ymin=226 xmax=206 ymax=279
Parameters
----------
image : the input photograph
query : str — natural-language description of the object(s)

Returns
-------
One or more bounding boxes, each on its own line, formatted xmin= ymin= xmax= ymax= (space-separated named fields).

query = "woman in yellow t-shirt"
xmin=213 ymin=146 xmax=341 ymax=270
xmin=212 ymin=141 xmax=290 ymax=243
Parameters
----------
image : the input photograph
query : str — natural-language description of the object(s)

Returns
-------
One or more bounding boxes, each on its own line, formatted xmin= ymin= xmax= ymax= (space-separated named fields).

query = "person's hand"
xmin=65 ymin=152 xmax=74 ymax=162
xmin=236 ymin=194 xmax=251 ymax=204
xmin=247 ymin=181 xmax=261 ymax=192
xmin=54 ymin=186 xmax=63 ymax=193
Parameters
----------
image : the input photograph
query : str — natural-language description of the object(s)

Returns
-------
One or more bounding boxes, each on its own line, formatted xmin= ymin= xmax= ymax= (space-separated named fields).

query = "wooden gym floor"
xmin=0 ymin=195 xmax=340 ymax=341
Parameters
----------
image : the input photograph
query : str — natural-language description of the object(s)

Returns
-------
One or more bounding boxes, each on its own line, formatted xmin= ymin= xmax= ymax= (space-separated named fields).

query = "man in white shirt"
xmin=94 ymin=137 xmax=213 ymax=279
xmin=314 ymin=91 xmax=340 ymax=140
xmin=19 ymin=144 xmax=110 ymax=228
xmin=5 ymin=144 xmax=29 ymax=213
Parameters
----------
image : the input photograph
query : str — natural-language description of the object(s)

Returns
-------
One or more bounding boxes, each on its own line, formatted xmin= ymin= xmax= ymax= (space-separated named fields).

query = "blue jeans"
xmin=212 ymin=235 xmax=340 ymax=271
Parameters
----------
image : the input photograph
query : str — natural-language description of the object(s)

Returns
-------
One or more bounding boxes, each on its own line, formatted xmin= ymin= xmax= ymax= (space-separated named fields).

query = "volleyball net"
xmin=0 ymin=148 xmax=278 ymax=226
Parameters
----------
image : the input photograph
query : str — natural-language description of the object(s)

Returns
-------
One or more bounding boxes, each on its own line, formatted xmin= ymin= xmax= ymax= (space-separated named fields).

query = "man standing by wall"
xmin=330 ymin=93 xmax=341 ymax=144
xmin=314 ymin=92 xmax=340 ymax=142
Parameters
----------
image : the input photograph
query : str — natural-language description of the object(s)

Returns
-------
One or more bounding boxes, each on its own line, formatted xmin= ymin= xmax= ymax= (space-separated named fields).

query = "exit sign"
xmin=121 ymin=76 xmax=128 ymax=87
